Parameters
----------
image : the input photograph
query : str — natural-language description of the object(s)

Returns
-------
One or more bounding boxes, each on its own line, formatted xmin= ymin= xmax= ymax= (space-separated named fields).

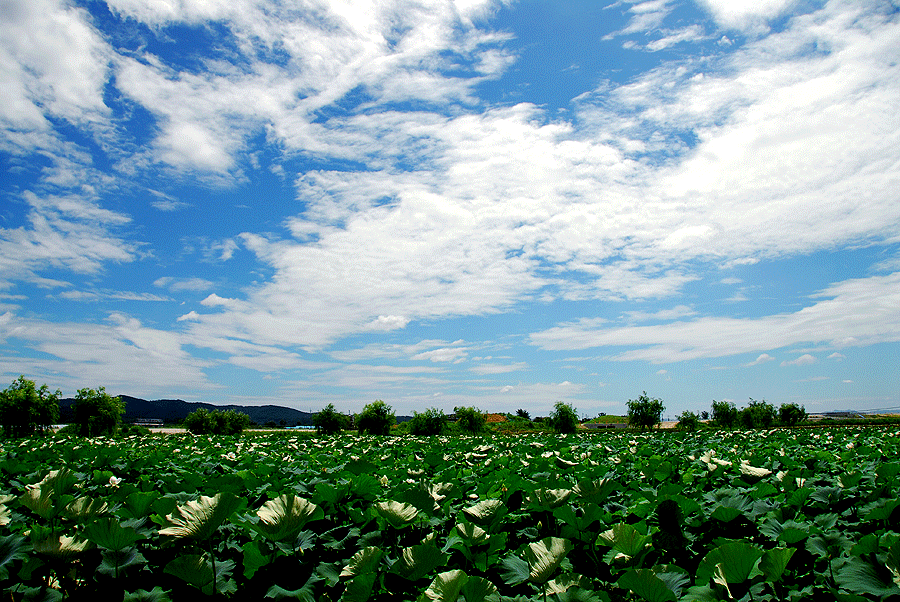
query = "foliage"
xmin=312 ymin=404 xmax=348 ymax=435
xmin=627 ymin=392 xmax=665 ymax=429
xmin=739 ymin=398 xmax=777 ymax=429
xmin=549 ymin=401 xmax=579 ymax=434
xmin=408 ymin=407 xmax=447 ymax=436
xmin=676 ymin=410 xmax=700 ymax=431
xmin=118 ymin=423 xmax=151 ymax=437
xmin=356 ymin=400 xmax=395 ymax=435
xmin=778 ymin=402 xmax=807 ymax=426
xmin=453 ymin=406 xmax=486 ymax=434
xmin=183 ymin=408 xmax=250 ymax=435
xmin=0 ymin=375 xmax=60 ymax=438
xmin=73 ymin=386 xmax=125 ymax=436
xmin=515 ymin=408 xmax=531 ymax=421
xmin=1 ymin=427 xmax=899 ymax=600
xmin=711 ymin=399 xmax=738 ymax=428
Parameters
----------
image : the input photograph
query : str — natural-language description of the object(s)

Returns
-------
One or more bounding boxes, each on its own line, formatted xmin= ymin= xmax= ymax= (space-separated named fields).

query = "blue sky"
xmin=1 ymin=0 xmax=899 ymax=418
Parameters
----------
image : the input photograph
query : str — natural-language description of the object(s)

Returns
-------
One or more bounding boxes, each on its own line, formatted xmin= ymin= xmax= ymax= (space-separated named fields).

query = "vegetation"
xmin=779 ymin=402 xmax=808 ymax=426
xmin=515 ymin=408 xmax=531 ymax=421
xmin=549 ymin=401 xmax=579 ymax=434
xmin=453 ymin=406 xmax=486 ymax=434
xmin=739 ymin=398 xmax=777 ymax=429
xmin=676 ymin=410 xmax=701 ymax=431
xmin=407 ymin=407 xmax=448 ymax=436
xmin=626 ymin=391 xmax=665 ymax=429
xmin=72 ymin=386 xmax=125 ymax=436
xmin=183 ymin=407 xmax=251 ymax=435
xmin=711 ymin=399 xmax=738 ymax=428
xmin=312 ymin=403 xmax=348 ymax=435
xmin=0 ymin=376 xmax=60 ymax=438
xmin=0 ymin=427 xmax=898 ymax=599
xmin=356 ymin=400 xmax=395 ymax=435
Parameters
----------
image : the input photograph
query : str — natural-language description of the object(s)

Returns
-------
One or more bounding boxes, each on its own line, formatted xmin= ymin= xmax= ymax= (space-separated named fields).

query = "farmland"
xmin=1 ymin=427 xmax=899 ymax=601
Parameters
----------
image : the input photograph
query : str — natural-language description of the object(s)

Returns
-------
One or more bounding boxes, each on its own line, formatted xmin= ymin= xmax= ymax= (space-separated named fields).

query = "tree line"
xmin=0 ymin=376 xmax=127 ymax=438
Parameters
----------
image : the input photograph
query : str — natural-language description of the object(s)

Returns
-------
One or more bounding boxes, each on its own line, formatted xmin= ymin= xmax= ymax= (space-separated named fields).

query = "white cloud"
xmin=469 ymin=362 xmax=526 ymax=375
xmin=781 ymin=353 xmax=816 ymax=366
xmin=154 ymin=277 xmax=215 ymax=292
xmin=827 ymin=352 xmax=845 ymax=361
xmin=0 ymin=311 xmax=212 ymax=395
xmin=745 ymin=353 xmax=775 ymax=366
xmin=696 ymin=0 xmax=797 ymax=30
xmin=530 ymin=272 xmax=900 ymax=362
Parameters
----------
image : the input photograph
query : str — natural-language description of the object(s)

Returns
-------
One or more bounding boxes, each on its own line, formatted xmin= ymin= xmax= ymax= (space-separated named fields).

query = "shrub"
xmin=739 ymin=398 xmax=777 ymax=429
xmin=549 ymin=402 xmax=579 ymax=434
xmin=711 ymin=400 xmax=738 ymax=428
xmin=408 ymin=407 xmax=447 ymax=436
xmin=183 ymin=408 xmax=250 ymax=435
xmin=118 ymin=423 xmax=151 ymax=436
xmin=515 ymin=408 xmax=531 ymax=421
xmin=313 ymin=403 xmax=348 ymax=435
xmin=779 ymin=402 xmax=807 ymax=426
xmin=356 ymin=400 xmax=395 ymax=435
xmin=627 ymin=392 xmax=665 ymax=429
xmin=676 ymin=410 xmax=700 ymax=431
xmin=73 ymin=386 xmax=124 ymax=436
xmin=454 ymin=406 xmax=486 ymax=434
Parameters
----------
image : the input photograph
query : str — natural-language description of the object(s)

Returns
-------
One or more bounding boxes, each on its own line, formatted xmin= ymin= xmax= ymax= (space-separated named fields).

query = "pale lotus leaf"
xmin=159 ymin=492 xmax=242 ymax=540
xmin=524 ymin=537 xmax=573 ymax=584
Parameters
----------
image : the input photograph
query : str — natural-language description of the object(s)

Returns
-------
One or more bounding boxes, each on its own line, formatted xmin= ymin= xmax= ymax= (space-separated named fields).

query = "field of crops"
xmin=1 ymin=427 xmax=899 ymax=601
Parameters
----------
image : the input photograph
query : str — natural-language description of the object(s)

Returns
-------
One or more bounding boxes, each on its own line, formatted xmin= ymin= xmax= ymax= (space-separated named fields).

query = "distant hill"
xmin=58 ymin=395 xmax=316 ymax=426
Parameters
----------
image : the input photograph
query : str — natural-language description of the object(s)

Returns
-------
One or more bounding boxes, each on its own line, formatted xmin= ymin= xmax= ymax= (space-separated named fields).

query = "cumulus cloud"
xmin=782 ymin=353 xmax=817 ymax=366
xmin=745 ymin=353 xmax=775 ymax=366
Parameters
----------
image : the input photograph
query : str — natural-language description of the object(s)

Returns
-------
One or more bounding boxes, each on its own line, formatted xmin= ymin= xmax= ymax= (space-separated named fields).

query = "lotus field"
xmin=1 ymin=427 xmax=900 ymax=601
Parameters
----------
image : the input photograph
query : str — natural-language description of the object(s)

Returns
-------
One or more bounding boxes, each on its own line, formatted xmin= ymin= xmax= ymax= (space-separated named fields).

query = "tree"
xmin=0 ymin=376 xmax=60 ymax=437
xmin=711 ymin=400 xmax=738 ymax=428
xmin=183 ymin=408 xmax=250 ymax=435
xmin=72 ymin=386 xmax=124 ymax=436
xmin=739 ymin=398 xmax=777 ymax=429
xmin=627 ymin=392 xmax=665 ymax=429
xmin=356 ymin=400 xmax=395 ymax=435
xmin=779 ymin=402 xmax=807 ymax=426
xmin=550 ymin=401 xmax=579 ymax=434
xmin=313 ymin=403 xmax=348 ymax=435
xmin=676 ymin=410 xmax=700 ymax=431
xmin=516 ymin=408 xmax=531 ymax=421
xmin=454 ymin=406 xmax=486 ymax=434
xmin=408 ymin=407 xmax=447 ymax=436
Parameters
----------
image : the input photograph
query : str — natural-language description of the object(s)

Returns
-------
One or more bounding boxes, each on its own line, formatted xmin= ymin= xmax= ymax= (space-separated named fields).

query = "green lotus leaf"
xmin=265 ymin=574 xmax=322 ymax=601
xmin=163 ymin=554 xmax=236 ymax=596
xmin=759 ymin=547 xmax=796 ymax=583
xmin=455 ymin=522 xmax=488 ymax=545
xmin=421 ymin=569 xmax=468 ymax=602
xmin=65 ymin=496 xmax=109 ymax=519
xmin=0 ymin=534 xmax=26 ymax=580
xmin=84 ymin=517 xmax=143 ymax=551
xmin=616 ymin=569 xmax=677 ymax=602
xmin=159 ymin=492 xmax=242 ymax=540
xmin=33 ymin=535 xmax=90 ymax=559
xmin=340 ymin=573 xmax=377 ymax=602
xmin=98 ymin=547 xmax=147 ymax=577
xmin=546 ymin=573 xmax=591 ymax=595
xmin=524 ymin=537 xmax=574 ymax=584
xmin=341 ymin=546 xmax=383 ymax=577
xmin=528 ymin=488 xmax=572 ymax=510
xmin=462 ymin=499 xmax=504 ymax=525
xmin=393 ymin=542 xmax=445 ymax=581
xmin=375 ymin=500 xmax=420 ymax=528
xmin=598 ymin=523 xmax=650 ymax=559
xmin=573 ymin=478 xmax=618 ymax=505
xmin=835 ymin=557 xmax=900 ymax=598
xmin=696 ymin=541 xmax=764 ymax=586
xmin=254 ymin=494 xmax=323 ymax=542
xmin=461 ymin=576 xmax=498 ymax=602
xmin=123 ymin=587 xmax=172 ymax=602
xmin=497 ymin=554 xmax=530 ymax=586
